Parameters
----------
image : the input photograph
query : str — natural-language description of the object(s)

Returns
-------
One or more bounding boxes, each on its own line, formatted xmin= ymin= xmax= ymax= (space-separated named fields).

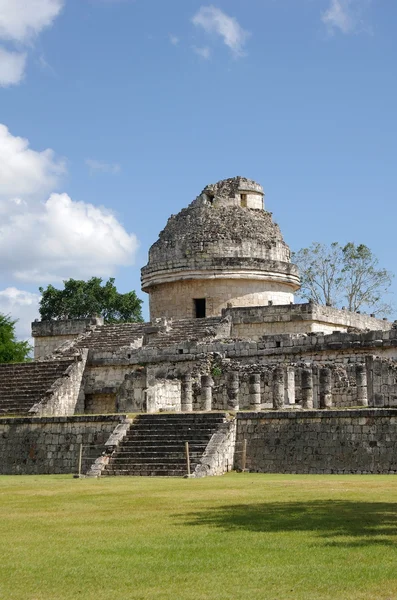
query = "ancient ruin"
xmin=2 ymin=176 xmax=397 ymax=476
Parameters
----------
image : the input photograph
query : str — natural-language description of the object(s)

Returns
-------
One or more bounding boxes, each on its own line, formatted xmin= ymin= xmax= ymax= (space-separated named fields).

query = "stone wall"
xmin=235 ymin=409 xmax=397 ymax=474
xmin=146 ymin=378 xmax=181 ymax=413
xmin=193 ymin=418 xmax=236 ymax=477
xmin=31 ymin=350 xmax=88 ymax=416
xmin=148 ymin=278 xmax=295 ymax=320
xmin=0 ymin=415 xmax=124 ymax=474
xmin=224 ymin=303 xmax=391 ymax=339
xmin=32 ymin=317 xmax=104 ymax=359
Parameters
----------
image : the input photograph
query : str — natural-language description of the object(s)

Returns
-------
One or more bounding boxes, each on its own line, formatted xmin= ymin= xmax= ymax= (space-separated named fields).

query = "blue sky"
xmin=0 ymin=0 xmax=396 ymax=338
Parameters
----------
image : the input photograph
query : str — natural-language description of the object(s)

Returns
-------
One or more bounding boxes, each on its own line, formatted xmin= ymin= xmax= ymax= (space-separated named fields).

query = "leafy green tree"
xmin=0 ymin=314 xmax=32 ymax=363
xmin=293 ymin=242 xmax=394 ymax=317
xmin=39 ymin=277 xmax=144 ymax=323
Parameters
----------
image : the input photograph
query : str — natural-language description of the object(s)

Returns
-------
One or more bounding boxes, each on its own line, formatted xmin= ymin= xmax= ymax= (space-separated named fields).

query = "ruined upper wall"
xmin=223 ymin=303 xmax=392 ymax=338
xmin=198 ymin=176 xmax=264 ymax=210
xmin=32 ymin=317 xmax=104 ymax=359
xmin=141 ymin=177 xmax=300 ymax=319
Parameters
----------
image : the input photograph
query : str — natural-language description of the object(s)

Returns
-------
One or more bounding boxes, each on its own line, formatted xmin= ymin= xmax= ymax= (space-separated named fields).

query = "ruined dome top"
xmin=200 ymin=176 xmax=264 ymax=202
xmin=141 ymin=177 xmax=300 ymax=291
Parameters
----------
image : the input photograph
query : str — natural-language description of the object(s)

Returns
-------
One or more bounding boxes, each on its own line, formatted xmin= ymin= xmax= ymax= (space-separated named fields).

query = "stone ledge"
xmin=0 ymin=414 xmax=127 ymax=425
xmin=237 ymin=408 xmax=397 ymax=420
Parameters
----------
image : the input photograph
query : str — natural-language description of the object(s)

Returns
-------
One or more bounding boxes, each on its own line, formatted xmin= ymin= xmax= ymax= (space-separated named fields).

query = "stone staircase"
xmin=103 ymin=412 xmax=227 ymax=476
xmin=72 ymin=317 xmax=228 ymax=354
xmin=0 ymin=359 xmax=74 ymax=415
xmin=75 ymin=323 xmax=147 ymax=351
xmin=145 ymin=317 xmax=226 ymax=349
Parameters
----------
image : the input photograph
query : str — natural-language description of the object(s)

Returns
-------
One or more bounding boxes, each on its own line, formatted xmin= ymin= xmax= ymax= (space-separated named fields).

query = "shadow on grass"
xmin=180 ymin=501 xmax=397 ymax=547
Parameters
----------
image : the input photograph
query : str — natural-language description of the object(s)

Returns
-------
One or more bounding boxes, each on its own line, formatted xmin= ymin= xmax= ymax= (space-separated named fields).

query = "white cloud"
xmin=193 ymin=46 xmax=211 ymax=60
xmin=192 ymin=5 xmax=250 ymax=57
xmin=1 ymin=193 xmax=138 ymax=282
xmin=0 ymin=124 xmax=139 ymax=284
xmin=322 ymin=0 xmax=371 ymax=35
xmin=85 ymin=158 xmax=121 ymax=175
xmin=0 ymin=47 xmax=26 ymax=86
xmin=0 ymin=124 xmax=65 ymax=204
xmin=0 ymin=0 xmax=63 ymax=43
xmin=0 ymin=287 xmax=40 ymax=341
xmin=0 ymin=0 xmax=64 ymax=86
xmin=169 ymin=34 xmax=179 ymax=46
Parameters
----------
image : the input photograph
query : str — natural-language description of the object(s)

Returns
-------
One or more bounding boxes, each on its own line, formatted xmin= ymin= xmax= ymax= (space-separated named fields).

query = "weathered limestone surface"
xmin=193 ymin=418 xmax=236 ymax=477
xmin=31 ymin=350 xmax=88 ymax=416
xmin=0 ymin=415 xmax=124 ymax=474
xmin=32 ymin=317 xmax=104 ymax=359
xmin=225 ymin=303 xmax=391 ymax=339
xmin=235 ymin=410 xmax=397 ymax=474
xmin=141 ymin=177 xmax=300 ymax=319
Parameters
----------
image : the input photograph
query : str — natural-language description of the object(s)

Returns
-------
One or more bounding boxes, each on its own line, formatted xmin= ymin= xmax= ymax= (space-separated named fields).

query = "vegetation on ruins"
xmin=0 ymin=314 xmax=31 ymax=363
xmin=38 ymin=277 xmax=143 ymax=323
xmin=293 ymin=242 xmax=394 ymax=316
xmin=1 ymin=473 xmax=397 ymax=600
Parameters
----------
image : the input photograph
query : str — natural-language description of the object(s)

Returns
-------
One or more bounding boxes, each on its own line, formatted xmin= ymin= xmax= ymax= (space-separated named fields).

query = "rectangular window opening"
xmin=194 ymin=298 xmax=206 ymax=319
xmin=240 ymin=193 xmax=247 ymax=207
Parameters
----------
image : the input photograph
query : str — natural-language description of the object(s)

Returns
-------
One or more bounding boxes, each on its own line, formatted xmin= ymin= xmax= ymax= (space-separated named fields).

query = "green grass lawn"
xmin=1 ymin=473 xmax=397 ymax=600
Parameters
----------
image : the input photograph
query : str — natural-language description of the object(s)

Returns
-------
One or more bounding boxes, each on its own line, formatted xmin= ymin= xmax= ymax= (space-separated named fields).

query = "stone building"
xmin=2 ymin=176 xmax=397 ymax=477
xmin=141 ymin=177 xmax=300 ymax=319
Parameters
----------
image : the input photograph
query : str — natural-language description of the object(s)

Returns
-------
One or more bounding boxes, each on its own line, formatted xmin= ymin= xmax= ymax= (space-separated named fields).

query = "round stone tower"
xmin=141 ymin=176 xmax=300 ymax=320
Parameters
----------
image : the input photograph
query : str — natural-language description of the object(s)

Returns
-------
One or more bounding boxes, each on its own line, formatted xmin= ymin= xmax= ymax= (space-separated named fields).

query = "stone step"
xmin=126 ymin=426 xmax=219 ymax=434
xmin=135 ymin=416 xmax=225 ymax=423
xmin=103 ymin=412 xmax=227 ymax=477
xmin=0 ymin=358 xmax=74 ymax=415
xmin=103 ymin=468 xmax=189 ymax=477
xmin=107 ymin=457 xmax=199 ymax=465
xmin=119 ymin=438 xmax=208 ymax=452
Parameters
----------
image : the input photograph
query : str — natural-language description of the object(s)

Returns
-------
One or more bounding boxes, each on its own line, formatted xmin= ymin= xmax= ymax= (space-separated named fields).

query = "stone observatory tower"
xmin=141 ymin=176 xmax=300 ymax=320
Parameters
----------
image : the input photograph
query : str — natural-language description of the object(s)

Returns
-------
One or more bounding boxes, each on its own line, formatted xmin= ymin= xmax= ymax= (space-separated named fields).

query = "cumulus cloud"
xmin=0 ymin=287 xmax=40 ymax=341
xmin=0 ymin=124 xmax=65 ymax=204
xmin=192 ymin=5 xmax=250 ymax=57
xmin=0 ymin=47 xmax=26 ymax=87
xmin=322 ymin=0 xmax=371 ymax=35
xmin=0 ymin=124 xmax=138 ymax=283
xmin=0 ymin=0 xmax=64 ymax=86
xmin=0 ymin=0 xmax=63 ymax=43
xmin=85 ymin=158 xmax=121 ymax=175
xmin=1 ymin=193 xmax=138 ymax=282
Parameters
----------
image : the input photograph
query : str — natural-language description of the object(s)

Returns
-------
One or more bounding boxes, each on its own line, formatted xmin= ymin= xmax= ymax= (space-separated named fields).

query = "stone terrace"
xmin=144 ymin=317 xmax=227 ymax=349
xmin=0 ymin=359 xmax=75 ymax=415
xmin=74 ymin=323 xmax=147 ymax=351
xmin=70 ymin=317 xmax=228 ymax=353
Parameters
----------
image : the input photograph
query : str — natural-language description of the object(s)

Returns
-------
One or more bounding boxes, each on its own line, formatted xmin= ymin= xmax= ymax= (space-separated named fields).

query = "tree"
xmin=293 ymin=242 xmax=394 ymax=316
xmin=38 ymin=277 xmax=144 ymax=323
xmin=0 ymin=314 xmax=32 ymax=363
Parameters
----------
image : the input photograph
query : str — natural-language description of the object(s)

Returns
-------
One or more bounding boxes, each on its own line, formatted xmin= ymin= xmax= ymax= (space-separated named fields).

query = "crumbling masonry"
xmin=2 ymin=177 xmax=397 ymax=476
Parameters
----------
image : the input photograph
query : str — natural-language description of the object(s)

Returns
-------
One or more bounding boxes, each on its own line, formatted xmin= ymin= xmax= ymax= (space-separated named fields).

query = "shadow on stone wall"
xmin=179 ymin=500 xmax=397 ymax=547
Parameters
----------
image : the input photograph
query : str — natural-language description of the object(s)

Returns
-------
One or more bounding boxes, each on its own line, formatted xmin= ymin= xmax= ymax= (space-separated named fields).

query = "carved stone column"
xmin=285 ymin=367 xmax=296 ymax=405
xmin=249 ymin=374 xmax=261 ymax=411
xmin=356 ymin=364 xmax=368 ymax=407
xmin=181 ymin=373 xmax=193 ymax=412
xmin=227 ymin=371 xmax=240 ymax=411
xmin=273 ymin=367 xmax=285 ymax=409
xmin=301 ymin=368 xmax=314 ymax=409
xmin=319 ymin=367 xmax=332 ymax=409
xmin=201 ymin=375 xmax=213 ymax=411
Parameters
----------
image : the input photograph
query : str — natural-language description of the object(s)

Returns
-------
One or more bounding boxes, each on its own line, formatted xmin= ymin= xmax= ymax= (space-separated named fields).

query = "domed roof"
xmin=141 ymin=177 xmax=299 ymax=291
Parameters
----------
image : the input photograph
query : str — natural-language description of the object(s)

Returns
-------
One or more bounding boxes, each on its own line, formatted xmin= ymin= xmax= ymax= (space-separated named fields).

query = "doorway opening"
xmin=194 ymin=298 xmax=206 ymax=319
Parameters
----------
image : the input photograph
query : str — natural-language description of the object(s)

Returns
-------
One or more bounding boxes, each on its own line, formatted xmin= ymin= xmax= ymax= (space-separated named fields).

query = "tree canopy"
xmin=293 ymin=242 xmax=394 ymax=317
xmin=39 ymin=277 xmax=144 ymax=323
xmin=0 ymin=314 xmax=32 ymax=363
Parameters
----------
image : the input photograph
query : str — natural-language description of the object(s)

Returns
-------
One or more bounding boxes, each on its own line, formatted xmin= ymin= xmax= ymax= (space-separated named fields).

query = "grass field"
xmin=1 ymin=473 xmax=397 ymax=600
